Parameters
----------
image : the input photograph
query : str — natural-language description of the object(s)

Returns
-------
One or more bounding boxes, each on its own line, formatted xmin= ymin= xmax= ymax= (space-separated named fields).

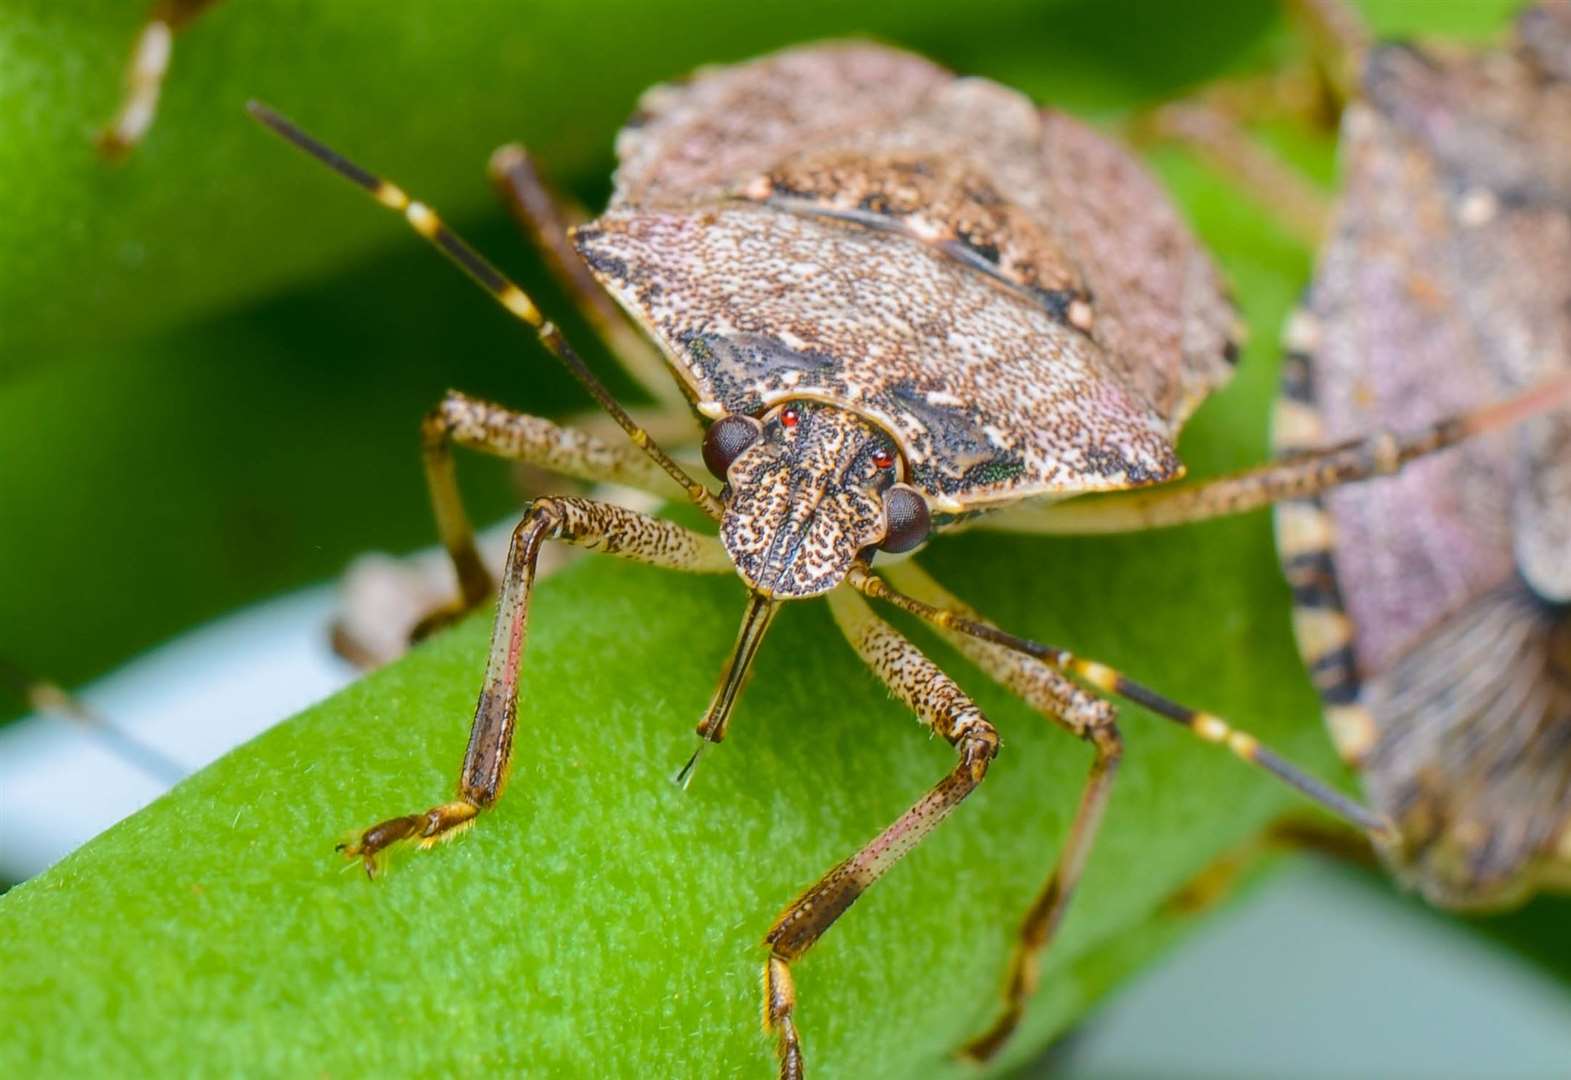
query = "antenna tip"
xmin=672 ymin=740 xmax=708 ymax=790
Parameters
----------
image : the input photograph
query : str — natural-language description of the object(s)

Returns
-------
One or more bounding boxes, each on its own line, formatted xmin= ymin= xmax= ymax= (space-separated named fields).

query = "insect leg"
xmin=761 ymin=587 xmax=999 ymax=1080
xmin=848 ymin=565 xmax=1391 ymax=839
xmin=1286 ymin=0 xmax=1372 ymax=101
xmin=414 ymin=391 xmax=689 ymax=635
xmin=335 ymin=398 xmax=702 ymax=668
xmin=1157 ymin=814 xmax=1376 ymax=922
xmin=339 ymin=496 xmax=731 ymax=876
xmin=96 ymin=0 xmax=220 ymax=159
xmin=1134 ymin=97 xmax=1331 ymax=247
xmin=877 ymin=562 xmax=1122 ymax=1064
xmin=488 ymin=146 xmax=687 ymax=410
xmin=979 ymin=373 xmax=1571 ymax=535
xmin=1130 ymin=0 xmax=1374 ymax=246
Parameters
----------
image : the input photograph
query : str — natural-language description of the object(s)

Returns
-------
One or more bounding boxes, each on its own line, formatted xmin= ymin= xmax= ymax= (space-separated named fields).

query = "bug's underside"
xmin=1276 ymin=4 xmax=1571 ymax=907
xmin=573 ymin=43 xmax=1241 ymax=512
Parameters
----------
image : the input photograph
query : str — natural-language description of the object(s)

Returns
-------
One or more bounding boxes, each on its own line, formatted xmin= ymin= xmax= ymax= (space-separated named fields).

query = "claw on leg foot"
xmin=336 ymin=800 xmax=478 ymax=878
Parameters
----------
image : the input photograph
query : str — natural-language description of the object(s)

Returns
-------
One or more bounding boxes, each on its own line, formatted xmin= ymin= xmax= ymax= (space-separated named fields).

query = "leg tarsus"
xmin=958 ymin=721 xmax=1123 ymax=1064
xmin=763 ymin=954 xmax=804 ymax=1080
xmin=337 ymin=799 xmax=479 ymax=878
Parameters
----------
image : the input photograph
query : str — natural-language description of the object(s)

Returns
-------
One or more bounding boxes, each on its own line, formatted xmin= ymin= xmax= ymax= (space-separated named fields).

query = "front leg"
xmin=340 ymin=496 xmax=730 ymax=875
xmin=333 ymin=394 xmax=697 ymax=668
xmin=415 ymin=390 xmax=687 ymax=636
xmin=762 ymin=587 xmax=999 ymax=1078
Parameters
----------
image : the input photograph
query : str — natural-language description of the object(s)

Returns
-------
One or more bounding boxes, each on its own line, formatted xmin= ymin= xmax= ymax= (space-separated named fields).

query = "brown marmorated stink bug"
xmin=1127 ymin=0 xmax=1571 ymax=912
xmin=249 ymin=39 xmax=1571 ymax=1076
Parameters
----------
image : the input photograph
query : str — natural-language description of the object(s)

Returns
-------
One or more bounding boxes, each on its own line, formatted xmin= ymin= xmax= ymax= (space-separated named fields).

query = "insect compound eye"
xmin=880 ymin=484 xmax=931 ymax=553
xmin=701 ymin=414 xmax=763 ymax=480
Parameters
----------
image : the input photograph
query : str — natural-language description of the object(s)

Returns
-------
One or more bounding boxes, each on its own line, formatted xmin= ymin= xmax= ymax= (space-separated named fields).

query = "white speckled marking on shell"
xmin=575 ymin=41 xmax=1238 ymax=512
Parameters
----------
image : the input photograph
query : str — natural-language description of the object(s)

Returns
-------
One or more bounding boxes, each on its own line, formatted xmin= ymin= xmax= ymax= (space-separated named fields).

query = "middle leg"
xmin=879 ymin=561 xmax=1124 ymax=1064
xmin=761 ymin=587 xmax=999 ymax=1079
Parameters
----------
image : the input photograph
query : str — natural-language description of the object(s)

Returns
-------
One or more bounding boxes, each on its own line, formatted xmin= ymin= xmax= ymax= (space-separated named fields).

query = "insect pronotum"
xmin=249 ymin=39 xmax=1571 ymax=1076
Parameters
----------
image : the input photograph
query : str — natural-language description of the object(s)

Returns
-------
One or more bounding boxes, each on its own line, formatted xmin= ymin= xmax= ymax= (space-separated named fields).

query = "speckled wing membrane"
xmin=575 ymin=42 xmax=1240 ymax=513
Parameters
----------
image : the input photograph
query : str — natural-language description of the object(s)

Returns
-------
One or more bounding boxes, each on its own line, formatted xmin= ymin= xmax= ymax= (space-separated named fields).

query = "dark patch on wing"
xmin=954 ymin=229 xmax=1000 ymax=265
xmin=1081 ymin=443 xmax=1168 ymax=485
xmin=681 ymin=331 xmax=843 ymax=414
xmin=1031 ymin=287 xmax=1077 ymax=324
xmin=570 ymin=225 xmax=634 ymax=284
xmin=889 ymin=383 xmax=1005 ymax=471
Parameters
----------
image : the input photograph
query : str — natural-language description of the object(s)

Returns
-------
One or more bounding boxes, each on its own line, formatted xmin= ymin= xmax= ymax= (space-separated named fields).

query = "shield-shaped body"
xmin=573 ymin=42 xmax=1241 ymax=517
xmin=1275 ymin=4 xmax=1571 ymax=908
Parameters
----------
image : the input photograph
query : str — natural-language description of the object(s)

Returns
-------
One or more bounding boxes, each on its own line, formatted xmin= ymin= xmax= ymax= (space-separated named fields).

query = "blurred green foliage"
xmin=3 ymin=0 xmax=1568 ymax=1075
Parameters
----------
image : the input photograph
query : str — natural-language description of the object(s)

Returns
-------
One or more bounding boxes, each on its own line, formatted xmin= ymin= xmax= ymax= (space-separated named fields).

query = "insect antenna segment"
xmin=245 ymin=101 xmax=721 ymax=522
xmin=847 ymin=566 xmax=1395 ymax=840
xmin=672 ymin=740 xmax=707 ymax=791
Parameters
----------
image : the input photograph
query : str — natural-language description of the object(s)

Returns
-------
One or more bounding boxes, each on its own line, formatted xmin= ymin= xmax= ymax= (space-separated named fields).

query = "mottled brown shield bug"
xmin=250 ymin=37 xmax=1570 ymax=1075
xmin=1278 ymin=2 xmax=1571 ymax=909
xmin=1147 ymin=0 xmax=1571 ymax=913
